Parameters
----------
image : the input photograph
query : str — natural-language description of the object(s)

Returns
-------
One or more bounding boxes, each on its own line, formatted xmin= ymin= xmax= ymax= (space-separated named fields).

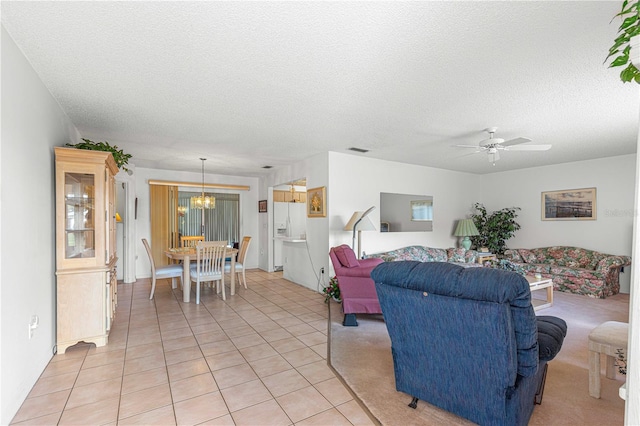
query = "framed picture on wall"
xmin=541 ymin=187 xmax=596 ymax=221
xmin=258 ymin=200 xmax=267 ymax=213
xmin=307 ymin=186 xmax=326 ymax=217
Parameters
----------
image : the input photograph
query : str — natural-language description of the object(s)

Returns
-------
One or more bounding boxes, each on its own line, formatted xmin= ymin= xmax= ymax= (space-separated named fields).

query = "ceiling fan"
xmin=455 ymin=127 xmax=552 ymax=165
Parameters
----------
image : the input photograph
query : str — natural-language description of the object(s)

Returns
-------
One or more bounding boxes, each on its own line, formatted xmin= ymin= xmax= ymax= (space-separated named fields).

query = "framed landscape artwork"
xmin=542 ymin=187 xmax=596 ymax=221
xmin=258 ymin=200 xmax=267 ymax=213
xmin=307 ymin=186 xmax=326 ymax=217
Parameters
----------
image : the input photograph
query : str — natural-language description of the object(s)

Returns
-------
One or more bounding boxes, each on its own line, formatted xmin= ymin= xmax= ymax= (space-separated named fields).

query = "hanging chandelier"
xmin=190 ymin=158 xmax=215 ymax=210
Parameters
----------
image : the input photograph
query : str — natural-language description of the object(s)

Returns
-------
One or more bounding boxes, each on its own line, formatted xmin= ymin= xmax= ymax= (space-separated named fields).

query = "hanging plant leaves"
xmin=607 ymin=0 xmax=640 ymax=84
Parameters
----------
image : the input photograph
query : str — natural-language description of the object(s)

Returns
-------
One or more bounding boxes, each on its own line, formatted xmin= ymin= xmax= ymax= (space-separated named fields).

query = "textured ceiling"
xmin=2 ymin=1 xmax=638 ymax=176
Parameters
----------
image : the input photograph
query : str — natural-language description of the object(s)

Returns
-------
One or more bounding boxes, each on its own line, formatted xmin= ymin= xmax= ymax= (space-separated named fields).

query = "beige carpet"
xmin=328 ymin=290 xmax=629 ymax=425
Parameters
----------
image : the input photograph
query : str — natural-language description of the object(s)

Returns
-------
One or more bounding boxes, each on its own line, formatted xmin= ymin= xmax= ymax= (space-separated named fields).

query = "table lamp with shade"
xmin=454 ymin=219 xmax=479 ymax=250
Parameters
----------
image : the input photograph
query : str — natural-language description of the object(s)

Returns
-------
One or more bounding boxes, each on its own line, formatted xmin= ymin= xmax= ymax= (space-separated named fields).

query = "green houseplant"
xmin=470 ymin=203 xmax=521 ymax=255
xmin=66 ymin=138 xmax=132 ymax=172
xmin=606 ymin=0 xmax=640 ymax=83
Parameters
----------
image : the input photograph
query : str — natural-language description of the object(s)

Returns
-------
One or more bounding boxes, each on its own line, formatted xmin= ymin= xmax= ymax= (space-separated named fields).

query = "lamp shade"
xmin=344 ymin=213 xmax=376 ymax=231
xmin=454 ymin=219 xmax=479 ymax=237
xmin=344 ymin=207 xmax=377 ymax=259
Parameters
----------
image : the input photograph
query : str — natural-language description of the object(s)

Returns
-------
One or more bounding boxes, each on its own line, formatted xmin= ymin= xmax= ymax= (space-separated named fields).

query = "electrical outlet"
xmin=28 ymin=315 xmax=39 ymax=339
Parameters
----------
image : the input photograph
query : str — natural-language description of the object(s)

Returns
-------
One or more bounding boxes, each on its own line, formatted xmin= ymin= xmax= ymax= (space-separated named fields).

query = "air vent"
xmin=348 ymin=147 xmax=369 ymax=153
xmin=262 ymin=165 xmax=273 ymax=169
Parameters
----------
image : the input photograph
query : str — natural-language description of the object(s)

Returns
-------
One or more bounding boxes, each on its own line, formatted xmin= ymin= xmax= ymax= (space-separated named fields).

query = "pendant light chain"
xmin=190 ymin=158 xmax=215 ymax=210
xmin=201 ymin=157 xmax=206 ymax=200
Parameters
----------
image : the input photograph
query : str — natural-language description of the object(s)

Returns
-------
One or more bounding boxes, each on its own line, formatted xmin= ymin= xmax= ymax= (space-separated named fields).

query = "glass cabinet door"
xmin=64 ymin=172 xmax=95 ymax=259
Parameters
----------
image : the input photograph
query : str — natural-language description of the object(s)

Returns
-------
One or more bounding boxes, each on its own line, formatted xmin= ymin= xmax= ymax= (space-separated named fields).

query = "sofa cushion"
xmin=549 ymin=266 xmax=602 ymax=280
xmin=504 ymin=249 xmax=523 ymax=262
xmin=334 ymin=244 xmax=360 ymax=268
xmin=518 ymin=249 xmax=538 ymax=264
xmin=421 ymin=246 xmax=448 ymax=262
xmin=464 ymin=249 xmax=478 ymax=263
xmin=446 ymin=248 xmax=467 ymax=263
xmin=521 ymin=263 xmax=552 ymax=274
xmin=536 ymin=316 xmax=567 ymax=361
xmin=588 ymin=253 xmax=605 ymax=270
xmin=558 ymin=247 xmax=588 ymax=268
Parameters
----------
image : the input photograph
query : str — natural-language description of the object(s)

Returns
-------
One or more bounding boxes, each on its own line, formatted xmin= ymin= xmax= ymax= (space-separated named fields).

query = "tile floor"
xmin=11 ymin=271 xmax=374 ymax=425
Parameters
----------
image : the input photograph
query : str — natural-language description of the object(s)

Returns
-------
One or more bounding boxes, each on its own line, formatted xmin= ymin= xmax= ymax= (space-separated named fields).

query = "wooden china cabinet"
xmin=54 ymin=147 xmax=119 ymax=353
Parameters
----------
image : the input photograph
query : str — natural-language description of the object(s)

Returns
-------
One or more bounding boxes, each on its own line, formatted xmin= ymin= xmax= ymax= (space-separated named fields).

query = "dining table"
xmin=165 ymin=246 xmax=239 ymax=303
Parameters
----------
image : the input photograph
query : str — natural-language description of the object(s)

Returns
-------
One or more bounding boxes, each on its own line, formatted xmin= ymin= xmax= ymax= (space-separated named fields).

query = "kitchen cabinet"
xmin=273 ymin=190 xmax=306 ymax=203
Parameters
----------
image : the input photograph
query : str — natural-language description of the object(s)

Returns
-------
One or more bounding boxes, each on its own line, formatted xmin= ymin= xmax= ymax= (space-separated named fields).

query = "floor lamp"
xmin=344 ymin=206 xmax=376 ymax=259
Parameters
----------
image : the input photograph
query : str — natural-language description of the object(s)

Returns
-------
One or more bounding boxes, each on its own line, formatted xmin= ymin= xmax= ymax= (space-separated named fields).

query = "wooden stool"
xmin=588 ymin=321 xmax=628 ymax=398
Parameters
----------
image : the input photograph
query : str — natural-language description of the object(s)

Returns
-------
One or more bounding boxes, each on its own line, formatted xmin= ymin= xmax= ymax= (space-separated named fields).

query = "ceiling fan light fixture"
xmin=455 ymin=127 xmax=551 ymax=166
xmin=488 ymin=151 xmax=500 ymax=165
xmin=190 ymin=158 xmax=215 ymax=210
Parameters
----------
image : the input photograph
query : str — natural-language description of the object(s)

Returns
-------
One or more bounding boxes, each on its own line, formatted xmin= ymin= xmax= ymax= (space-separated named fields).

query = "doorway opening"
xmin=272 ymin=179 xmax=306 ymax=271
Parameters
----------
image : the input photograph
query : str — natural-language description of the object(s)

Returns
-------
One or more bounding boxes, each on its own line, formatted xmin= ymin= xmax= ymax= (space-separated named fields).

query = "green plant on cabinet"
xmin=66 ymin=138 xmax=133 ymax=171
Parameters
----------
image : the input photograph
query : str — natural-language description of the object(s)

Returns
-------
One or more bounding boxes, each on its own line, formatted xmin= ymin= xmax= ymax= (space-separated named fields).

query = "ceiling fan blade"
xmin=505 ymin=144 xmax=552 ymax=151
xmin=501 ymin=137 xmax=532 ymax=147
xmin=454 ymin=144 xmax=483 ymax=149
xmin=458 ymin=151 xmax=482 ymax=158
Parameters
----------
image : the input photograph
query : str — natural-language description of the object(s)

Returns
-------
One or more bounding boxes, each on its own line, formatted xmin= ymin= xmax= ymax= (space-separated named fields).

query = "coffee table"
xmin=525 ymin=275 xmax=554 ymax=311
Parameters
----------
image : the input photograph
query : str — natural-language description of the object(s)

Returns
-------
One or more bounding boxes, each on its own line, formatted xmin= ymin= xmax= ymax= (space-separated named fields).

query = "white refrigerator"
xmin=273 ymin=202 xmax=306 ymax=270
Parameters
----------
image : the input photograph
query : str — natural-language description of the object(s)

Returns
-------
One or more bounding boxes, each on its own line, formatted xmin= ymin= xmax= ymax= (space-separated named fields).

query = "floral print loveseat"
xmin=502 ymin=246 xmax=631 ymax=298
xmin=365 ymin=245 xmax=480 ymax=266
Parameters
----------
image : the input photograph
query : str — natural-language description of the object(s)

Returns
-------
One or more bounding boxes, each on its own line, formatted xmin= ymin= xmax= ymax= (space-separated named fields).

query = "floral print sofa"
xmin=365 ymin=245 xmax=481 ymax=266
xmin=502 ymin=246 xmax=631 ymax=298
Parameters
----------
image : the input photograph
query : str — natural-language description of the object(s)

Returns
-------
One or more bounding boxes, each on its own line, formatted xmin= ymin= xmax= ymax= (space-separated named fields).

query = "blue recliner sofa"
xmin=372 ymin=261 xmax=566 ymax=426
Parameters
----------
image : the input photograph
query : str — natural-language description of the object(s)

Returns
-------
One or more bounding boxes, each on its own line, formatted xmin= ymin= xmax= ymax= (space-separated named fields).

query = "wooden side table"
xmin=476 ymin=253 xmax=497 ymax=264
xmin=525 ymin=275 xmax=554 ymax=311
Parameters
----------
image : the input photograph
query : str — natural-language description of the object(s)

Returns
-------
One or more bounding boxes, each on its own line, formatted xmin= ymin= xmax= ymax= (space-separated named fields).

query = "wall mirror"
xmin=380 ymin=192 xmax=433 ymax=232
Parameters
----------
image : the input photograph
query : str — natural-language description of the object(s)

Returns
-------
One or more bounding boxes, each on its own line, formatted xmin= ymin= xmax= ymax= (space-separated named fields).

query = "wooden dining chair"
xmin=225 ymin=236 xmax=251 ymax=290
xmin=190 ymin=241 xmax=227 ymax=304
xmin=142 ymin=238 xmax=183 ymax=300
xmin=180 ymin=235 xmax=205 ymax=248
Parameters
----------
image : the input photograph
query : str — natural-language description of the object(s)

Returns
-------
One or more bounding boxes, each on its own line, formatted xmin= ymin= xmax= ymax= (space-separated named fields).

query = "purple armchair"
xmin=329 ymin=245 xmax=384 ymax=326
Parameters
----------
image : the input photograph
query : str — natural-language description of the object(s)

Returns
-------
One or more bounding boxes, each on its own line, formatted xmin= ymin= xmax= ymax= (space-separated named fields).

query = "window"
xmin=178 ymin=191 xmax=240 ymax=244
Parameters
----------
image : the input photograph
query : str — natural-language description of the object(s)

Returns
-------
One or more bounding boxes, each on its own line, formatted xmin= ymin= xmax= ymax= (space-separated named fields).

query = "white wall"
xmin=481 ymin=154 xmax=636 ymax=293
xmin=1 ymin=26 xmax=80 ymax=424
xmin=326 ymin=152 xmax=479 ymax=273
xmin=133 ymin=167 xmax=260 ymax=279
